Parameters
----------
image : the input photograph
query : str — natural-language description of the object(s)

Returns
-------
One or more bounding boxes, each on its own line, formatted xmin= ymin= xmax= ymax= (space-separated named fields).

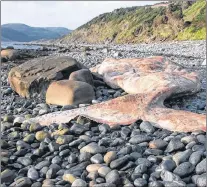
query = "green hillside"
xmin=61 ymin=0 xmax=206 ymax=44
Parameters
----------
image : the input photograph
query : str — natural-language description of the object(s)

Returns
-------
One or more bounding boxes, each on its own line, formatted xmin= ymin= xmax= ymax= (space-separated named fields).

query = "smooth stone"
xmin=192 ymin=144 xmax=205 ymax=152
xmin=48 ymin=142 xmax=59 ymax=152
xmin=91 ymin=154 xmax=104 ymax=164
xmin=163 ymin=181 xmax=186 ymax=187
xmin=98 ymin=166 xmax=111 ymax=177
xmin=149 ymin=139 xmax=168 ymax=149
xmin=31 ymin=182 xmax=42 ymax=187
xmin=196 ymin=173 xmax=207 ymax=187
xmin=13 ymin=117 xmax=25 ymax=126
xmin=1 ymin=169 xmax=15 ymax=183
xmin=79 ymin=152 xmax=91 ymax=162
xmin=173 ymin=162 xmax=194 ymax=177
xmin=80 ymin=142 xmax=106 ymax=154
xmin=134 ymin=178 xmax=147 ymax=187
xmin=17 ymin=157 xmax=32 ymax=166
xmin=93 ymin=183 xmax=116 ymax=187
xmin=105 ymin=170 xmax=120 ymax=185
xmin=148 ymin=181 xmax=164 ymax=187
xmin=27 ymin=167 xmax=39 ymax=181
xmin=35 ymin=161 xmax=50 ymax=170
xmin=71 ymin=179 xmax=87 ymax=187
xmin=96 ymin=177 xmax=105 ymax=184
xmin=87 ymin=171 xmax=98 ymax=180
xmin=40 ymin=166 xmax=49 ymax=178
xmin=136 ymin=158 xmax=152 ymax=167
xmin=59 ymin=149 xmax=70 ymax=157
xmin=121 ymin=127 xmax=131 ymax=138
xmin=189 ymin=151 xmax=203 ymax=166
xmin=185 ymin=141 xmax=197 ymax=149
xmin=196 ymin=159 xmax=206 ymax=174
xmin=63 ymin=173 xmax=77 ymax=183
xmin=196 ymin=135 xmax=205 ymax=144
xmin=11 ymin=177 xmax=32 ymax=187
xmin=140 ymin=121 xmax=155 ymax=133
xmin=46 ymin=168 xmax=56 ymax=179
xmin=29 ymin=123 xmax=42 ymax=132
xmin=172 ymin=149 xmax=192 ymax=165
xmin=134 ymin=164 xmax=147 ymax=174
xmin=165 ymin=139 xmax=184 ymax=153
xmin=181 ymin=136 xmax=197 ymax=144
xmin=86 ymin=164 xmax=102 ymax=172
xmin=67 ymin=161 xmax=90 ymax=173
xmin=70 ymin=123 xmax=88 ymax=135
xmin=119 ymin=145 xmax=132 ymax=155
xmin=160 ymin=170 xmax=181 ymax=182
xmin=99 ymin=124 xmax=110 ymax=134
xmin=156 ymin=159 xmax=176 ymax=172
xmin=130 ymin=152 xmax=142 ymax=161
xmin=110 ymin=155 xmax=130 ymax=169
xmin=129 ymin=135 xmax=152 ymax=144
xmin=144 ymin=149 xmax=163 ymax=156
xmin=35 ymin=131 xmax=50 ymax=141
xmin=52 ymin=156 xmax=62 ymax=165
xmin=68 ymin=153 xmax=77 ymax=164
xmin=23 ymin=134 xmax=35 ymax=143
xmin=56 ymin=135 xmax=73 ymax=145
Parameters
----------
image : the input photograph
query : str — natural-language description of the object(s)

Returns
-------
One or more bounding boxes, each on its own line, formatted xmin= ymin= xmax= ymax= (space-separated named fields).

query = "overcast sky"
xmin=1 ymin=1 xmax=163 ymax=30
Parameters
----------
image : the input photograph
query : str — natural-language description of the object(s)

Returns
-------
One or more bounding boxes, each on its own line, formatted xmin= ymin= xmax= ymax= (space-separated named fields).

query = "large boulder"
xmin=46 ymin=80 xmax=95 ymax=106
xmin=1 ymin=49 xmax=19 ymax=61
xmin=69 ymin=69 xmax=94 ymax=85
xmin=8 ymin=56 xmax=84 ymax=98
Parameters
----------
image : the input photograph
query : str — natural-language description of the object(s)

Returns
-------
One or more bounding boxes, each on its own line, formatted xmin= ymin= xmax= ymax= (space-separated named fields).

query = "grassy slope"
xmin=177 ymin=0 xmax=206 ymax=40
xmin=62 ymin=0 xmax=206 ymax=44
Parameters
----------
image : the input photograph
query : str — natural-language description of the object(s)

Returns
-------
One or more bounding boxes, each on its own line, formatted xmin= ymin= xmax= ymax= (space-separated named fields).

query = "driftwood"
xmin=33 ymin=56 xmax=206 ymax=132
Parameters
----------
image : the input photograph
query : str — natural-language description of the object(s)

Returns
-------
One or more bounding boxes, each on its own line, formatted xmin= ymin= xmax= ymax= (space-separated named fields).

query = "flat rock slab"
xmin=33 ymin=56 xmax=206 ymax=132
xmin=8 ymin=56 xmax=84 ymax=98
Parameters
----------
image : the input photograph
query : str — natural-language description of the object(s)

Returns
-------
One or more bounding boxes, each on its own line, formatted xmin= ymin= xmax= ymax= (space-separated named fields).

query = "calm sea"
xmin=1 ymin=41 xmax=41 ymax=50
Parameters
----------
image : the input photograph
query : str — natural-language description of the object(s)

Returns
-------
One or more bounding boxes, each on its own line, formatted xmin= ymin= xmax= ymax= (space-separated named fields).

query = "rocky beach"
xmin=1 ymin=40 xmax=206 ymax=187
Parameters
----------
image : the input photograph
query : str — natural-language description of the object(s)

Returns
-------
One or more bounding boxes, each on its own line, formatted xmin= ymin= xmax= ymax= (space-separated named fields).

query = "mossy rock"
xmin=29 ymin=122 xmax=43 ymax=132
xmin=35 ymin=131 xmax=50 ymax=141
